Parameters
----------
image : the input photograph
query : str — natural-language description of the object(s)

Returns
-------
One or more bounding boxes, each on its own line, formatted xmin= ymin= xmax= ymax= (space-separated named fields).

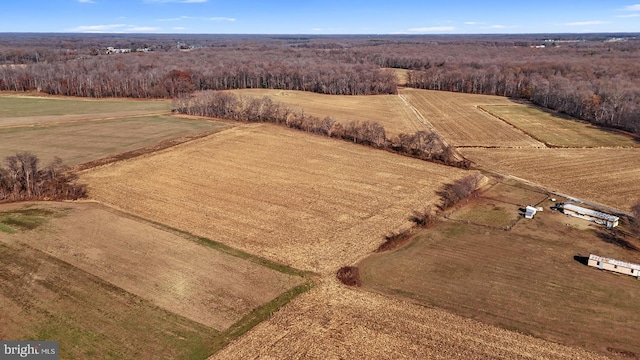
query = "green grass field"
xmin=480 ymin=104 xmax=639 ymax=148
xmin=0 ymin=115 xmax=229 ymax=165
xmin=359 ymin=181 xmax=640 ymax=357
xmin=448 ymin=198 xmax=521 ymax=228
xmin=0 ymin=96 xmax=170 ymax=118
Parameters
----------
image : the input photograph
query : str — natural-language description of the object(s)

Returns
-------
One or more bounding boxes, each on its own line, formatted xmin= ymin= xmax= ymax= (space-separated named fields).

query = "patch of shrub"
xmin=409 ymin=206 xmax=436 ymax=228
xmin=438 ymin=174 xmax=482 ymax=210
xmin=336 ymin=266 xmax=362 ymax=287
xmin=376 ymin=229 xmax=414 ymax=253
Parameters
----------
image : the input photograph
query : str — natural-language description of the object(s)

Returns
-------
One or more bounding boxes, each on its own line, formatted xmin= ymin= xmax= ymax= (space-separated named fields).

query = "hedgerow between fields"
xmin=174 ymin=91 xmax=470 ymax=168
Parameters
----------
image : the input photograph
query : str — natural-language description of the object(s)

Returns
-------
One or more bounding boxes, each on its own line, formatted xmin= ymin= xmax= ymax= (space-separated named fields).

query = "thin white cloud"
xmin=312 ymin=27 xmax=341 ymax=32
xmin=78 ymin=0 xmax=96 ymax=3
xmin=408 ymin=26 xmax=456 ymax=32
xmin=487 ymin=25 xmax=507 ymax=29
xmin=69 ymin=24 xmax=127 ymax=32
xmin=144 ymin=0 xmax=207 ymax=3
xmin=464 ymin=21 xmax=483 ymax=25
xmin=156 ymin=15 xmax=235 ymax=22
xmin=617 ymin=13 xmax=640 ymax=17
xmin=620 ymin=4 xmax=640 ymax=11
xmin=157 ymin=16 xmax=190 ymax=21
xmin=564 ymin=20 xmax=609 ymax=26
xmin=128 ymin=26 xmax=160 ymax=32
xmin=67 ymin=24 xmax=160 ymax=33
xmin=209 ymin=17 xmax=235 ymax=21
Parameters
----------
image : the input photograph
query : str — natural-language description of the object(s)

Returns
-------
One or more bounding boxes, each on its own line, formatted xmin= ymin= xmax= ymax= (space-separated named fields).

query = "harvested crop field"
xmin=211 ymin=280 xmax=606 ymax=360
xmin=359 ymin=196 xmax=640 ymax=357
xmin=0 ymin=115 xmax=229 ymax=165
xmin=480 ymin=104 xmax=640 ymax=148
xmin=1 ymin=201 xmax=304 ymax=330
xmin=81 ymin=123 xmax=472 ymax=274
xmin=229 ymin=89 xmax=426 ymax=136
xmin=399 ymin=88 xmax=544 ymax=148
xmin=461 ymin=147 xmax=640 ymax=212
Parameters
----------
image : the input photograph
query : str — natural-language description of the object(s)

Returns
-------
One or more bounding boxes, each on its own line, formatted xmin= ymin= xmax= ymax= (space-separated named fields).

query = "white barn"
xmin=559 ymin=203 xmax=619 ymax=228
xmin=588 ymin=254 xmax=640 ymax=279
xmin=524 ymin=206 xmax=537 ymax=219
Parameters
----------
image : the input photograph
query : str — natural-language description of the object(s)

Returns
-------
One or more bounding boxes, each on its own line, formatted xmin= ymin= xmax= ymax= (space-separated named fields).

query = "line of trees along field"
xmin=1 ymin=34 xmax=638 ymax=133
xmin=0 ymin=153 xmax=86 ymax=202
xmin=174 ymin=91 xmax=466 ymax=167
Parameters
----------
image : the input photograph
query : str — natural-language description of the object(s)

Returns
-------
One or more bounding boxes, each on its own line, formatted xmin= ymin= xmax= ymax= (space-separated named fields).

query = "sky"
xmin=2 ymin=0 xmax=640 ymax=34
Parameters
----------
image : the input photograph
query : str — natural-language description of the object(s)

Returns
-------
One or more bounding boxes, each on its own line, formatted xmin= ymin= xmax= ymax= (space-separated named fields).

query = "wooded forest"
xmin=1 ymin=33 xmax=639 ymax=133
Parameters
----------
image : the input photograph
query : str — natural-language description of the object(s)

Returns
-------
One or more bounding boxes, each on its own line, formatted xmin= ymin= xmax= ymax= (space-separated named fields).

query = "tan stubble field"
xmin=228 ymin=89 xmax=427 ymax=136
xmin=400 ymin=88 xmax=544 ymax=148
xmin=81 ymin=123 xmax=473 ymax=275
xmin=461 ymin=147 xmax=640 ymax=212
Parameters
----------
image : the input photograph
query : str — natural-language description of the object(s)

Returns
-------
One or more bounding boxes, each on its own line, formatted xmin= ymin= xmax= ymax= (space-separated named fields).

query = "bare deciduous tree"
xmin=0 ymin=153 xmax=86 ymax=203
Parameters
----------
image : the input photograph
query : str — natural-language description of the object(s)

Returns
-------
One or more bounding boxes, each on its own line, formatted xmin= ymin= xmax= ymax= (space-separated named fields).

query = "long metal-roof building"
xmin=559 ymin=203 xmax=619 ymax=228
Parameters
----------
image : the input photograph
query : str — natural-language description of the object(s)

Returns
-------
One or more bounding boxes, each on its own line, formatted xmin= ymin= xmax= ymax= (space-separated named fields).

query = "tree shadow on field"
xmin=595 ymin=229 xmax=639 ymax=252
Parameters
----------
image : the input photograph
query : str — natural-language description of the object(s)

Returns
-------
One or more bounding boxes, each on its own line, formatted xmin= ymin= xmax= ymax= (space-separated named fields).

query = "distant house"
xmin=558 ymin=203 xmax=619 ymax=228
xmin=588 ymin=254 xmax=640 ymax=279
xmin=105 ymin=47 xmax=132 ymax=55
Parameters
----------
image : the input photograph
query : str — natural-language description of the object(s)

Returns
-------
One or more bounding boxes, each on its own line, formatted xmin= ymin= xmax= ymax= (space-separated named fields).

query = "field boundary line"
xmin=398 ymin=93 xmax=466 ymax=161
xmin=397 ymin=94 xmax=443 ymax=142
xmin=73 ymin=125 xmax=232 ymax=172
xmin=475 ymin=105 xmax=547 ymax=148
xmin=82 ymin=199 xmax=314 ymax=278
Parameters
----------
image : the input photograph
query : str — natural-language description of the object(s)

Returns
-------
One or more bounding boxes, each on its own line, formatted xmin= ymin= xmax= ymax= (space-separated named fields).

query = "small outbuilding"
xmin=524 ymin=206 xmax=537 ymax=219
xmin=558 ymin=203 xmax=619 ymax=228
xmin=588 ymin=254 xmax=640 ymax=279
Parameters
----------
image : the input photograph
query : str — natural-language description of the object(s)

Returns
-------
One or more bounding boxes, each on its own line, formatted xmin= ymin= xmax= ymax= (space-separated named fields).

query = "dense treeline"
xmin=1 ymin=33 xmax=639 ymax=133
xmin=174 ymin=91 xmax=466 ymax=167
xmin=0 ymin=49 xmax=397 ymax=97
xmin=0 ymin=153 xmax=86 ymax=203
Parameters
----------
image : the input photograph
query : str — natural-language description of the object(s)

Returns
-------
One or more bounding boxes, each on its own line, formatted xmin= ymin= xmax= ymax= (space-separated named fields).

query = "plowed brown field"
xmin=81 ymin=123 xmax=471 ymax=274
xmin=400 ymin=88 xmax=544 ymax=148
xmin=229 ymin=89 xmax=425 ymax=136
xmin=211 ymin=280 xmax=606 ymax=360
xmin=461 ymin=147 xmax=640 ymax=212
